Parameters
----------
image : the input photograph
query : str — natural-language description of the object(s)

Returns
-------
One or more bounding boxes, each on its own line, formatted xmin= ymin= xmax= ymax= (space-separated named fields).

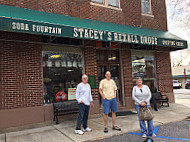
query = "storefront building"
xmin=0 ymin=0 xmax=187 ymax=128
xmin=172 ymin=65 xmax=190 ymax=88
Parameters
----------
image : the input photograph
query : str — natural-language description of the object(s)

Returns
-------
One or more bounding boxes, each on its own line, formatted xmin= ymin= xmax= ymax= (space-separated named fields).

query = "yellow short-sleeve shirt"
xmin=99 ymin=79 xmax=117 ymax=100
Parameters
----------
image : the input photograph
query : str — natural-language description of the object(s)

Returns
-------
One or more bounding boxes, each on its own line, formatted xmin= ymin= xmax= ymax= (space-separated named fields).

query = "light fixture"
xmin=50 ymin=54 xmax=62 ymax=59
xmin=68 ymin=69 xmax=74 ymax=72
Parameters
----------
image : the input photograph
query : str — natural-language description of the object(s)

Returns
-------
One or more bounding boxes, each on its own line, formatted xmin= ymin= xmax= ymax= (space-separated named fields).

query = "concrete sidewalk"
xmin=0 ymin=103 xmax=190 ymax=142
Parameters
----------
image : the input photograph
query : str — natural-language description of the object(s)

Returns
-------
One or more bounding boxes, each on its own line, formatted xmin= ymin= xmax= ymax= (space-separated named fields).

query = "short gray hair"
xmin=136 ymin=77 xmax=142 ymax=81
xmin=82 ymin=74 xmax=88 ymax=79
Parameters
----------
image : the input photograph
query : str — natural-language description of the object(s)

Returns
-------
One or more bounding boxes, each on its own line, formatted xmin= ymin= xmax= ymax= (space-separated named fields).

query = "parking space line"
xmin=128 ymin=132 xmax=141 ymax=136
xmin=189 ymin=121 xmax=190 ymax=135
xmin=156 ymin=136 xmax=190 ymax=141
xmin=153 ymin=126 xmax=159 ymax=135
xmin=128 ymin=132 xmax=190 ymax=141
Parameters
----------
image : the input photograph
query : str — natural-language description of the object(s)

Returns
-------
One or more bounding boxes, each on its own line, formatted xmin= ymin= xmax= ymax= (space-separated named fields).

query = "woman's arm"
xmin=145 ymin=86 xmax=152 ymax=104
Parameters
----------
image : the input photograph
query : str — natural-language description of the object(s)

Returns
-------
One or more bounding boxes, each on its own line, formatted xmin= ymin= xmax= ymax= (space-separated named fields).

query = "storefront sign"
xmin=73 ymin=27 xmax=158 ymax=46
xmin=68 ymin=88 xmax=76 ymax=100
xmin=12 ymin=22 xmax=62 ymax=35
xmin=0 ymin=17 xmax=187 ymax=48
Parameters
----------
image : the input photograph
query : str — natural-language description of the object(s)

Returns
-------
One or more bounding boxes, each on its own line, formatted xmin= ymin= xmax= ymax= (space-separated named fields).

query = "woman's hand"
xmin=140 ymin=102 xmax=146 ymax=106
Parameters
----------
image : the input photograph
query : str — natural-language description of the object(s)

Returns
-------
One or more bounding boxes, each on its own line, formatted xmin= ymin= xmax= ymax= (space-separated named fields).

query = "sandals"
xmin=104 ymin=128 xmax=108 ymax=133
xmin=104 ymin=126 xmax=121 ymax=133
xmin=112 ymin=126 xmax=121 ymax=131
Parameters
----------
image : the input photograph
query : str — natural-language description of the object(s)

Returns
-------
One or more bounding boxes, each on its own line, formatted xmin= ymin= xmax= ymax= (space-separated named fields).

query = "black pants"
xmin=76 ymin=103 xmax=90 ymax=130
xmin=151 ymin=95 xmax=158 ymax=110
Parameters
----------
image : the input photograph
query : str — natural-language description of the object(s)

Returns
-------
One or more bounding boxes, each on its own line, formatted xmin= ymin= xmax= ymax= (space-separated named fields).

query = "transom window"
xmin=141 ymin=0 xmax=152 ymax=14
xmin=91 ymin=0 xmax=120 ymax=8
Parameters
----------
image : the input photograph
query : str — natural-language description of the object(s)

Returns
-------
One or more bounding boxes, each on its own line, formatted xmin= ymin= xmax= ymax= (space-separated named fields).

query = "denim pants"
xmin=135 ymin=104 xmax=154 ymax=135
xmin=76 ymin=103 xmax=90 ymax=130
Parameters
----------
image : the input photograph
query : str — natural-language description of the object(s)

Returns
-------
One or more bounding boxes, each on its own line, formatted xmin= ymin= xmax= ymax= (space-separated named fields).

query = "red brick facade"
xmin=120 ymin=44 xmax=134 ymax=108
xmin=84 ymin=42 xmax=99 ymax=100
xmin=0 ymin=32 xmax=43 ymax=110
xmin=156 ymin=50 xmax=174 ymax=102
xmin=0 ymin=0 xmax=167 ymax=31
xmin=141 ymin=0 xmax=167 ymax=30
xmin=0 ymin=0 xmax=175 ymax=128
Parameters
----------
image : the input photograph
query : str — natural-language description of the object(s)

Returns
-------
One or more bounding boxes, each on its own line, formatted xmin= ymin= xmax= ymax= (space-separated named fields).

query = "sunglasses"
xmin=140 ymin=89 xmax=143 ymax=93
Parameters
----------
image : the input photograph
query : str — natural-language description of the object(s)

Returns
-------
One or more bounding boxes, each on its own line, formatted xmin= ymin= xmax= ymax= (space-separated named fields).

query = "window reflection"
xmin=108 ymin=0 xmax=119 ymax=7
xmin=43 ymin=50 xmax=83 ymax=104
xmin=132 ymin=55 xmax=157 ymax=92
xmin=141 ymin=0 xmax=151 ymax=14
xmin=91 ymin=0 xmax=104 ymax=4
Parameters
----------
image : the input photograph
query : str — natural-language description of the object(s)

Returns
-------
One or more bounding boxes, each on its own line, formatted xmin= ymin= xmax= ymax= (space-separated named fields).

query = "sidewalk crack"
xmin=53 ymin=126 xmax=75 ymax=142
xmin=4 ymin=133 xmax=6 ymax=142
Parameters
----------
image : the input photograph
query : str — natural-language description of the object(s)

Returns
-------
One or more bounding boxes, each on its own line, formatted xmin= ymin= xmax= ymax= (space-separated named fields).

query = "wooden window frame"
xmin=141 ymin=0 xmax=153 ymax=16
xmin=91 ymin=0 xmax=122 ymax=11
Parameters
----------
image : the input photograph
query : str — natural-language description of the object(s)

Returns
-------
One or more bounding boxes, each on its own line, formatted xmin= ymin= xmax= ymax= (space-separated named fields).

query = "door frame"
xmin=97 ymin=62 xmax=123 ymax=105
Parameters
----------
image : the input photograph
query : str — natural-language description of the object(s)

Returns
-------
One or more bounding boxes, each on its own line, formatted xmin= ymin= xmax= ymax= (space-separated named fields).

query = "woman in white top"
xmin=75 ymin=74 xmax=94 ymax=135
xmin=132 ymin=77 xmax=156 ymax=138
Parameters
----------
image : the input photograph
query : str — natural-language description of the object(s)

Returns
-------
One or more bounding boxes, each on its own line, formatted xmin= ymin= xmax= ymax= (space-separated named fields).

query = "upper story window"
xmin=92 ymin=0 xmax=104 ymax=4
xmin=91 ymin=0 xmax=121 ymax=10
xmin=141 ymin=0 xmax=152 ymax=15
xmin=108 ymin=0 xmax=119 ymax=7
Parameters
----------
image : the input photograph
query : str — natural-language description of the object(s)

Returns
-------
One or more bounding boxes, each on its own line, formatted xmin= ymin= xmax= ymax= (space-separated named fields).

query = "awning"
xmin=173 ymin=75 xmax=190 ymax=78
xmin=0 ymin=4 xmax=188 ymax=49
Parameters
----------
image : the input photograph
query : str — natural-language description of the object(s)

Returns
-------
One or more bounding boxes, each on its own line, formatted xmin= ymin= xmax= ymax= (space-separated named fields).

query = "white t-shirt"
xmin=75 ymin=83 xmax=93 ymax=106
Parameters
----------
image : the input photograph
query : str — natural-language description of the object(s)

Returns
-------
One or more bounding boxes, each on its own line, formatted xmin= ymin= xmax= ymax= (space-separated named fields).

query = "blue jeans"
xmin=76 ymin=103 xmax=90 ymax=130
xmin=135 ymin=104 xmax=154 ymax=135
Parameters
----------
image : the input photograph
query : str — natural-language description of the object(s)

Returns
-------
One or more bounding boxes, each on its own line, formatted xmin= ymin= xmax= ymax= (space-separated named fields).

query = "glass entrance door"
xmin=110 ymin=64 xmax=122 ymax=104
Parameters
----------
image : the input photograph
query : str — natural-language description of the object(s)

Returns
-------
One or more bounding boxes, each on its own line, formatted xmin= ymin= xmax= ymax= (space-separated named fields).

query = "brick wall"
xmin=84 ymin=40 xmax=99 ymax=100
xmin=0 ymin=32 xmax=43 ymax=110
xmin=141 ymin=0 xmax=168 ymax=31
xmin=156 ymin=50 xmax=174 ymax=102
xmin=121 ymin=44 xmax=133 ymax=98
xmin=0 ymin=0 xmax=170 ymax=109
xmin=121 ymin=44 xmax=134 ymax=108
xmin=0 ymin=0 xmax=167 ymax=31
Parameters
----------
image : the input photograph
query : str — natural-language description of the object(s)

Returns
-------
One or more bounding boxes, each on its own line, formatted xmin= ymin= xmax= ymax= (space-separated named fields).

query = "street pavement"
xmin=94 ymin=89 xmax=190 ymax=142
xmin=174 ymin=89 xmax=190 ymax=107
xmin=0 ymin=89 xmax=190 ymax=142
xmin=94 ymin=121 xmax=190 ymax=142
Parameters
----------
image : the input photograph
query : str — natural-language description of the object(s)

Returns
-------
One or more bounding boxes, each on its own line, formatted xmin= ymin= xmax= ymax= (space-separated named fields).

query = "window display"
xmin=42 ymin=46 xmax=83 ymax=104
xmin=132 ymin=51 xmax=157 ymax=92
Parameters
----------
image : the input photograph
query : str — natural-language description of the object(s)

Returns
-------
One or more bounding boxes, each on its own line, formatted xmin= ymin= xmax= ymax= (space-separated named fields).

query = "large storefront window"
xmin=132 ymin=50 xmax=157 ymax=92
xmin=42 ymin=46 xmax=83 ymax=104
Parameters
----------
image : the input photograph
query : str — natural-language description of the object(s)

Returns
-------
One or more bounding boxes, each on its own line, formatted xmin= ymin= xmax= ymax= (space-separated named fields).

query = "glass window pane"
xmin=108 ymin=51 xmax=119 ymax=61
xmin=132 ymin=55 xmax=157 ymax=92
xmin=108 ymin=0 xmax=119 ymax=7
xmin=98 ymin=66 xmax=107 ymax=82
xmin=42 ymin=48 xmax=83 ymax=104
xmin=91 ymin=0 xmax=104 ymax=4
xmin=141 ymin=0 xmax=151 ymax=14
xmin=97 ymin=51 xmax=107 ymax=61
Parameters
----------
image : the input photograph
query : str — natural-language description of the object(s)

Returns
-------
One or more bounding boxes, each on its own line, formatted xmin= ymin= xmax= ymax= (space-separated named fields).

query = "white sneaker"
xmin=142 ymin=134 xmax=147 ymax=138
xmin=152 ymin=133 xmax=157 ymax=137
xmin=75 ymin=130 xmax=84 ymax=135
xmin=82 ymin=127 xmax=92 ymax=132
